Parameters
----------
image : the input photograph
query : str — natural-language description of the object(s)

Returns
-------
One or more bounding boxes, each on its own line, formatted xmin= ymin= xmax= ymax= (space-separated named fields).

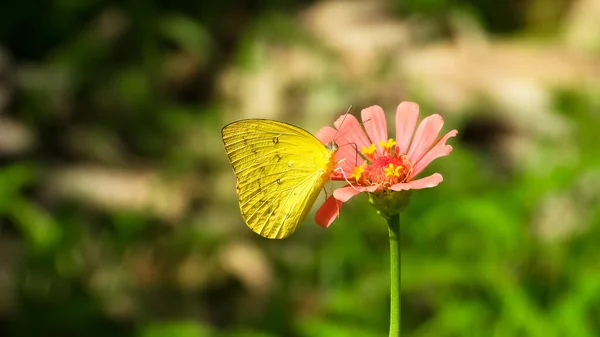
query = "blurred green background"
xmin=1 ymin=0 xmax=600 ymax=336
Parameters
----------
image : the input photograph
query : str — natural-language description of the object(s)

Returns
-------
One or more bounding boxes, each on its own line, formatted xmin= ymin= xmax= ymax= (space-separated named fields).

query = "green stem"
xmin=387 ymin=213 xmax=401 ymax=337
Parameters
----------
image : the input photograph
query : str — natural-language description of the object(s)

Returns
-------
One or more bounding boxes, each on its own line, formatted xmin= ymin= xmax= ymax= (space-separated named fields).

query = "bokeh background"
xmin=1 ymin=0 xmax=600 ymax=336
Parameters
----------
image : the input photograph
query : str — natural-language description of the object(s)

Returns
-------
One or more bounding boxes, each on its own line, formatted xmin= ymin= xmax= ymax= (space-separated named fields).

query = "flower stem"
xmin=387 ymin=213 xmax=401 ymax=337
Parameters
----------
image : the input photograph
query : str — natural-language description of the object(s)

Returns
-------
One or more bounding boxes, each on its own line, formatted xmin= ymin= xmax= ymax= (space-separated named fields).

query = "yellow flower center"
xmin=384 ymin=163 xmax=403 ymax=178
xmin=351 ymin=164 xmax=365 ymax=181
xmin=351 ymin=138 xmax=412 ymax=188
xmin=379 ymin=139 xmax=397 ymax=155
xmin=361 ymin=144 xmax=377 ymax=157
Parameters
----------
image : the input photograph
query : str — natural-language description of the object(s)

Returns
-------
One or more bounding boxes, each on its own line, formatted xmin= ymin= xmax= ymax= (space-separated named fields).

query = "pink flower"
xmin=314 ymin=102 xmax=458 ymax=228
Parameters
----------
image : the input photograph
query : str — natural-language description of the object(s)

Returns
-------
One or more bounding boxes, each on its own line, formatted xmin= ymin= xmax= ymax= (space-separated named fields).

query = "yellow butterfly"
xmin=222 ymin=119 xmax=339 ymax=239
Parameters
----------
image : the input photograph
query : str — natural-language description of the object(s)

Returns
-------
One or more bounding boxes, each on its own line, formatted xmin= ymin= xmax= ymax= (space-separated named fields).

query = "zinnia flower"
xmin=314 ymin=102 xmax=458 ymax=227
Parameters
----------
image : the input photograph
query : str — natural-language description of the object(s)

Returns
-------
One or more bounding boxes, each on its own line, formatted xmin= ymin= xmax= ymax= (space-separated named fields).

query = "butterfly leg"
xmin=332 ymin=163 xmax=360 ymax=191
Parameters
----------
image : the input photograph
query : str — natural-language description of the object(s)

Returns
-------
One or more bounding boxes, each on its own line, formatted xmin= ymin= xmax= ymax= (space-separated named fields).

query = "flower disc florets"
xmin=352 ymin=139 xmax=414 ymax=189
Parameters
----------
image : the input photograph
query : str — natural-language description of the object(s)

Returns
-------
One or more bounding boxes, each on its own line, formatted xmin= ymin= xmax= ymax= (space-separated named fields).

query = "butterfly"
xmin=222 ymin=119 xmax=339 ymax=239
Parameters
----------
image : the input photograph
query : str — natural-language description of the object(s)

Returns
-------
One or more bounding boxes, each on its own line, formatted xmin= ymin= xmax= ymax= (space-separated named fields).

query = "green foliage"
xmin=1 ymin=0 xmax=599 ymax=336
xmin=140 ymin=321 xmax=213 ymax=337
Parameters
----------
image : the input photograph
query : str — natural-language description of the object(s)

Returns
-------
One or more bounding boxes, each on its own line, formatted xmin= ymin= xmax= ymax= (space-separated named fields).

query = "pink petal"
xmin=333 ymin=114 xmax=370 ymax=172
xmin=333 ymin=184 xmax=374 ymax=202
xmin=361 ymin=105 xmax=388 ymax=154
xmin=395 ymin=102 xmax=419 ymax=155
xmin=334 ymin=145 xmax=364 ymax=176
xmin=390 ymin=173 xmax=443 ymax=191
xmin=315 ymin=195 xmax=343 ymax=228
xmin=411 ymin=130 xmax=458 ymax=178
xmin=407 ymin=114 xmax=444 ymax=163
xmin=334 ymin=113 xmax=372 ymax=153
xmin=316 ymin=126 xmax=337 ymax=144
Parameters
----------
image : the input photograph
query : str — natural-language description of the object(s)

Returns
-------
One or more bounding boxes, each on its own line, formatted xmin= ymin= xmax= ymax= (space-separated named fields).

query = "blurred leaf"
xmin=0 ymin=163 xmax=37 ymax=212
xmin=298 ymin=316 xmax=381 ymax=337
xmin=225 ymin=331 xmax=276 ymax=337
xmin=160 ymin=14 xmax=212 ymax=64
xmin=10 ymin=199 xmax=62 ymax=252
xmin=140 ymin=321 xmax=212 ymax=337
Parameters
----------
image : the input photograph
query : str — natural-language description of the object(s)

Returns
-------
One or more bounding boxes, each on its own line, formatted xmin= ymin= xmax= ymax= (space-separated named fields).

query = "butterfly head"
xmin=325 ymin=141 xmax=339 ymax=153
xmin=325 ymin=105 xmax=352 ymax=155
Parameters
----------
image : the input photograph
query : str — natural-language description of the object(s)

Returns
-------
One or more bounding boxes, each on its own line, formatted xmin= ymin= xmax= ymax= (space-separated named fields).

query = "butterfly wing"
xmin=222 ymin=119 xmax=335 ymax=239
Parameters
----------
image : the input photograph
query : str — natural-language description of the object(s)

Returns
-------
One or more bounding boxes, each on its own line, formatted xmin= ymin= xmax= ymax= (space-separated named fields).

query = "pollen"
xmin=384 ymin=163 xmax=403 ymax=178
xmin=380 ymin=139 xmax=397 ymax=154
xmin=351 ymin=165 xmax=365 ymax=182
xmin=361 ymin=144 xmax=377 ymax=157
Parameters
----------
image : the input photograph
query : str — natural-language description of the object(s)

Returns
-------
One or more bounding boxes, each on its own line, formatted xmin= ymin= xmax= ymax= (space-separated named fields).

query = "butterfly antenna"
xmin=331 ymin=105 xmax=353 ymax=143
xmin=332 ymin=117 xmax=373 ymax=145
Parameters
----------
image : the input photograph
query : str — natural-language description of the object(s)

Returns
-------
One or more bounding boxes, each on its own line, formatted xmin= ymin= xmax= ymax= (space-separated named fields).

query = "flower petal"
xmin=315 ymin=195 xmax=343 ymax=228
xmin=395 ymin=102 xmax=419 ymax=155
xmin=361 ymin=105 xmax=388 ymax=154
xmin=411 ymin=130 xmax=458 ymax=178
xmin=333 ymin=185 xmax=362 ymax=202
xmin=407 ymin=114 xmax=444 ymax=163
xmin=334 ymin=113 xmax=372 ymax=152
xmin=316 ymin=126 xmax=337 ymax=144
xmin=333 ymin=184 xmax=376 ymax=202
xmin=390 ymin=173 xmax=443 ymax=191
xmin=333 ymin=113 xmax=370 ymax=172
